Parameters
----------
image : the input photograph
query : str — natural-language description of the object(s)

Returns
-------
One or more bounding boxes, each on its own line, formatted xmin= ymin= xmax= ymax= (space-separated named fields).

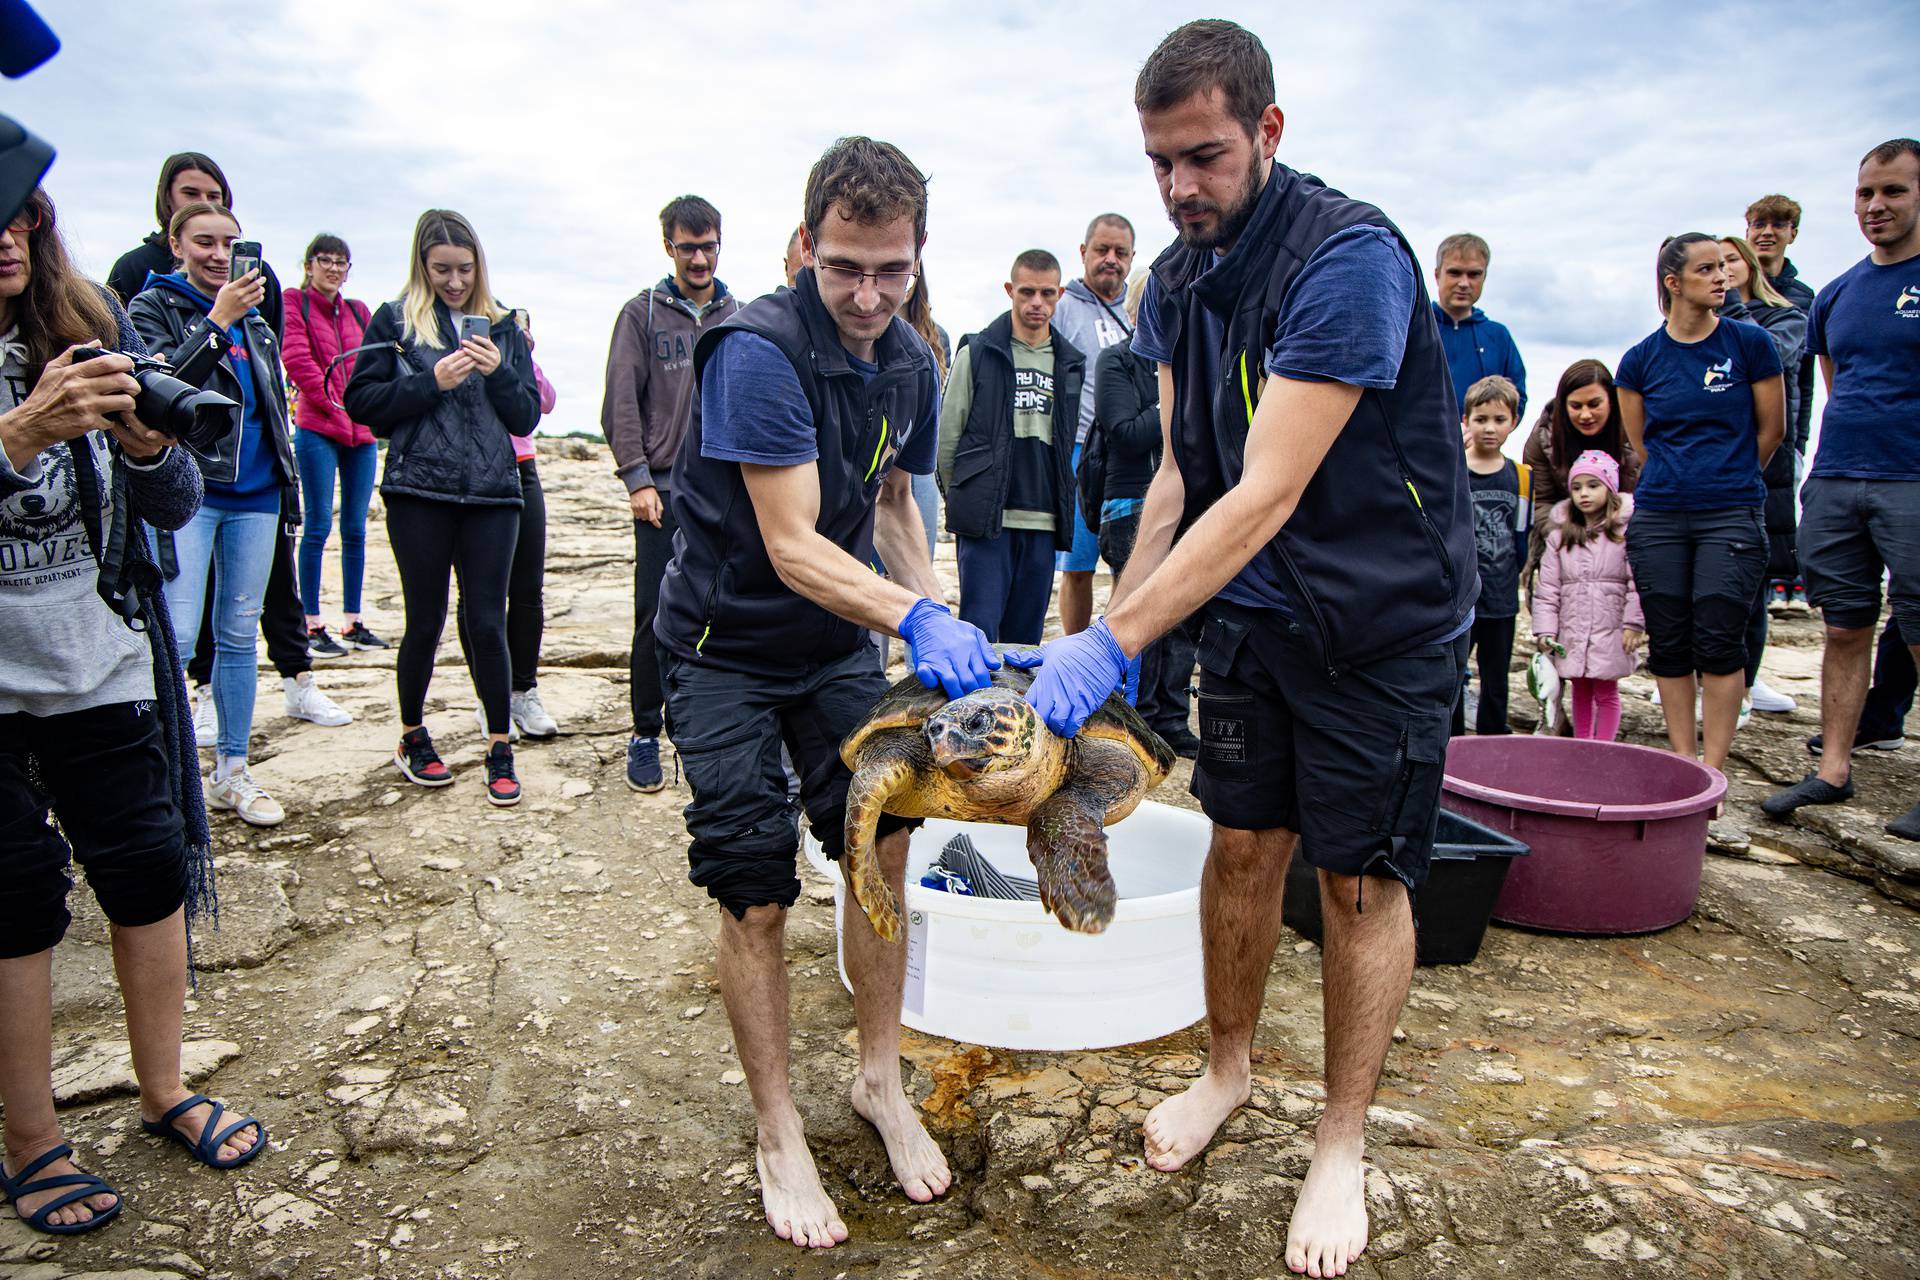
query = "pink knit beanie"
xmin=1568 ymin=449 xmax=1620 ymax=493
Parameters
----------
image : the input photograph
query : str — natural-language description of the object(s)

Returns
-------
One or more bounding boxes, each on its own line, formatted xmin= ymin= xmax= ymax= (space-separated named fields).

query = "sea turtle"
xmin=839 ymin=658 xmax=1175 ymax=941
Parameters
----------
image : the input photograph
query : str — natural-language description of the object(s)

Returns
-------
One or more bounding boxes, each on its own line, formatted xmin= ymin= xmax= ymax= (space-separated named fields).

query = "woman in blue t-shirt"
xmin=129 ymin=202 xmax=298 ymax=828
xmin=1616 ymin=232 xmax=1785 ymax=772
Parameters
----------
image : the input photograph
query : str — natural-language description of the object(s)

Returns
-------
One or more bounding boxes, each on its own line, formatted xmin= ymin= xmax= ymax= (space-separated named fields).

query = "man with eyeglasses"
xmin=937 ymin=248 xmax=1084 ymax=645
xmin=602 ymin=194 xmax=739 ymax=794
xmin=655 ymin=137 xmax=991 ymax=1250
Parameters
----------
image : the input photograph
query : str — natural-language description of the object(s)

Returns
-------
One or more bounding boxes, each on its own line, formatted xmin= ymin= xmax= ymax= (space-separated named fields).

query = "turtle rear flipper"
xmin=843 ymin=741 xmax=915 ymax=943
xmin=1027 ymin=786 xmax=1118 ymax=934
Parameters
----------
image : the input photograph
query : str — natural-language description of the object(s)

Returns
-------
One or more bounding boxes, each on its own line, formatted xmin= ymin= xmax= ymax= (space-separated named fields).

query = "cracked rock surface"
xmin=7 ymin=441 xmax=1916 ymax=1279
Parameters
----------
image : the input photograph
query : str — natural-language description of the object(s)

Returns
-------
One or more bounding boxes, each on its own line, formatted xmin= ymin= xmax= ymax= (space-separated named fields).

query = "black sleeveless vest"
xmin=1151 ymin=162 xmax=1478 ymax=675
xmin=654 ymin=270 xmax=936 ymax=675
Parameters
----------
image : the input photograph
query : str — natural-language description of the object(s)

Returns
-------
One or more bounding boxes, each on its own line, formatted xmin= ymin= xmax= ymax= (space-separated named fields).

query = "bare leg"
xmin=1059 ymin=570 xmax=1093 ymax=636
xmin=118 ymin=910 xmax=257 ymax=1163
xmin=1286 ymin=871 xmax=1414 ymax=1278
xmin=1699 ymin=671 xmax=1746 ymax=772
xmin=1143 ymin=826 xmax=1293 ymax=1171
xmin=1653 ymin=674 xmax=1698 ymax=758
xmin=845 ymin=828 xmax=951 ymax=1202
xmin=1816 ymin=626 xmax=1874 ymax=787
xmin=717 ymin=901 xmax=847 ymax=1249
xmin=0 ymin=950 xmax=118 ymax=1227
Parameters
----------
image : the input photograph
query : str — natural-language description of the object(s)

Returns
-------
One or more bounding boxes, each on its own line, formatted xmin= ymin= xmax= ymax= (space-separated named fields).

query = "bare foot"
xmin=142 ymin=1092 xmax=261 ymax=1165
xmin=1142 ymin=1070 xmax=1250 ymax=1172
xmin=2 ymin=1141 xmax=119 ymax=1229
xmin=755 ymin=1114 xmax=848 ymax=1249
xmin=1285 ymin=1133 xmax=1369 ymax=1277
xmin=851 ymin=1074 xmax=951 ymax=1203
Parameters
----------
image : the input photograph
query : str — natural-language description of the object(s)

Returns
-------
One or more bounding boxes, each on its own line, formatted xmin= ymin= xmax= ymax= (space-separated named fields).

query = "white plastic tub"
xmin=801 ymin=799 xmax=1209 ymax=1051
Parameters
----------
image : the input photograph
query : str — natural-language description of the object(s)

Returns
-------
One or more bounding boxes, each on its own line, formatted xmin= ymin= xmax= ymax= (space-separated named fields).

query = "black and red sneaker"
xmin=395 ymin=727 xmax=454 ymax=787
xmin=484 ymin=741 xmax=521 ymax=807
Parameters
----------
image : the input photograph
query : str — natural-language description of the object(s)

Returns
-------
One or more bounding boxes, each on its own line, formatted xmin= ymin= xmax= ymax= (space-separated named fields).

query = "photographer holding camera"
xmin=344 ymin=209 xmax=540 ymax=806
xmin=0 ymin=186 xmax=264 ymax=1236
xmin=129 ymin=201 xmax=300 ymax=827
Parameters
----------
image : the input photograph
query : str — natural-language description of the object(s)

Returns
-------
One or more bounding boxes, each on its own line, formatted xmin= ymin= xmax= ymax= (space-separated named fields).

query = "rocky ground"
xmin=4 ymin=440 xmax=1916 ymax=1280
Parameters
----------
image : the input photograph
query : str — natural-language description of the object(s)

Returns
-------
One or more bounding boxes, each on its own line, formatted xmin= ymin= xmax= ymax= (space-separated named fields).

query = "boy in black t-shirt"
xmin=1456 ymin=375 xmax=1528 ymax=735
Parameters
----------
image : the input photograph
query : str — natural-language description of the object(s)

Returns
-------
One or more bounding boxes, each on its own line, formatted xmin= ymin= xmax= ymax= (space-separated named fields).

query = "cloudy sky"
xmin=8 ymin=0 xmax=1918 ymax=443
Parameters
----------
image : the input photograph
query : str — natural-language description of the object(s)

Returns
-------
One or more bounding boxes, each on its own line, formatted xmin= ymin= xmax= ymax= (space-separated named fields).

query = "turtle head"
xmin=925 ymin=687 xmax=1039 ymax=780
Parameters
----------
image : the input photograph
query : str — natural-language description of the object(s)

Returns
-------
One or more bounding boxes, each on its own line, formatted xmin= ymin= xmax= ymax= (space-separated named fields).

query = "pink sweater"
xmin=512 ymin=348 xmax=557 ymax=463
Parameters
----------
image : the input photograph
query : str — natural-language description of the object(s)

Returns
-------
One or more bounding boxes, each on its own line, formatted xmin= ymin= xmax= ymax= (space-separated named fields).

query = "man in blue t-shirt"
xmin=1009 ymin=21 xmax=1477 ymax=1277
xmin=1764 ymin=138 xmax=1920 ymax=840
xmin=653 ymin=139 xmax=997 ymax=1249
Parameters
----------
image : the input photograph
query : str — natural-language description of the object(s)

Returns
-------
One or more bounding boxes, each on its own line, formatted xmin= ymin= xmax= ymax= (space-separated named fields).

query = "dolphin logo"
xmin=1703 ymin=358 xmax=1732 ymax=388
xmin=1897 ymin=285 xmax=1920 ymax=312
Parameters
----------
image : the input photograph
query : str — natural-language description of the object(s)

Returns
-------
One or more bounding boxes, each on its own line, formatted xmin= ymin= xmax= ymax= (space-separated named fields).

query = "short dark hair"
xmin=1084 ymin=213 xmax=1134 ymax=244
xmin=659 ymin=195 xmax=720 ymax=240
xmin=1135 ymin=19 xmax=1274 ymax=138
xmin=304 ymin=232 xmax=350 ymax=264
xmin=154 ymin=151 xmax=230 ymax=226
xmin=805 ymin=136 xmax=929 ymax=249
xmin=1861 ymin=138 xmax=1920 ymax=169
xmin=1011 ymin=249 xmax=1061 ymax=280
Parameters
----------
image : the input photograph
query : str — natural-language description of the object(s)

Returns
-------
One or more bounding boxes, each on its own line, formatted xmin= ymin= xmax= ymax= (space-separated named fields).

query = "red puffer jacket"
xmin=284 ymin=286 xmax=375 ymax=446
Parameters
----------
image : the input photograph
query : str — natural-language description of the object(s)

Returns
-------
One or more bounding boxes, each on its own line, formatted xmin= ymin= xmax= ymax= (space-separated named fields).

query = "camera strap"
xmin=65 ymin=433 xmax=150 ymax=629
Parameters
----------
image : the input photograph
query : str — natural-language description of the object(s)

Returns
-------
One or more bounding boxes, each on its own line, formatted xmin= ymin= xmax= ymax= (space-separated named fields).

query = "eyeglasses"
xmin=312 ymin=254 xmax=351 ymax=270
xmin=4 ymin=205 xmax=46 ymax=235
xmin=814 ymin=262 xmax=919 ymax=298
xmin=668 ymin=240 xmax=720 ymax=257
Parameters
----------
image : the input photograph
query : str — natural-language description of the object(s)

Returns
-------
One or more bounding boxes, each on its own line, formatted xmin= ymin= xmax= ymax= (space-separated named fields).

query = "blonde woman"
xmin=343 ymin=210 xmax=539 ymax=805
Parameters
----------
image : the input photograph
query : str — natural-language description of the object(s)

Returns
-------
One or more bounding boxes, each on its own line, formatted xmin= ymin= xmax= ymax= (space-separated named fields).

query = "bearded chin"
xmin=1172 ymin=154 xmax=1266 ymax=252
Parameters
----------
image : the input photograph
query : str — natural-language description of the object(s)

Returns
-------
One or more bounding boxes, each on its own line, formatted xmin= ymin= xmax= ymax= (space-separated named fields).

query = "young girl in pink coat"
xmin=1533 ymin=450 xmax=1645 ymax=741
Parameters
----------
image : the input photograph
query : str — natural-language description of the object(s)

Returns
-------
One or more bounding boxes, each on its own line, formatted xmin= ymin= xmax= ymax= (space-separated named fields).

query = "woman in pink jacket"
xmin=1532 ymin=451 xmax=1645 ymax=741
xmin=284 ymin=233 xmax=385 ymax=657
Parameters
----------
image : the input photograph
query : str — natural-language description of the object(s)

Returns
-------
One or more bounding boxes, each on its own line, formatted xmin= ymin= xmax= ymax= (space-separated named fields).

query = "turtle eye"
xmin=965 ymin=709 xmax=994 ymax=736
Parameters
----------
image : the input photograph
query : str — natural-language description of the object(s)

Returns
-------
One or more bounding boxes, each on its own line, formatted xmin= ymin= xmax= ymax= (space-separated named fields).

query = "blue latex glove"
xmin=1009 ymin=618 xmax=1130 ymax=737
xmin=899 ymin=598 xmax=999 ymax=699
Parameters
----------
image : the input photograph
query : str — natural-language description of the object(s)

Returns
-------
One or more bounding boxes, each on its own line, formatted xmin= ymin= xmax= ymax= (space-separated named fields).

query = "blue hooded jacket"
xmin=1431 ymin=303 xmax=1527 ymax=420
xmin=139 ymin=272 xmax=282 ymax=512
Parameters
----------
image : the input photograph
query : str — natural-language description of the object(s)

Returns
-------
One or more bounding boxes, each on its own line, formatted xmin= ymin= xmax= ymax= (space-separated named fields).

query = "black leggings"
xmin=458 ymin=460 xmax=545 ymax=693
xmin=0 ymin=701 xmax=187 ymax=958
xmin=387 ymin=495 xmax=519 ymax=734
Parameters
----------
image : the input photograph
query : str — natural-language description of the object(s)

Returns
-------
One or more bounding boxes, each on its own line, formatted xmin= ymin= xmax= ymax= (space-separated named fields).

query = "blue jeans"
xmin=294 ymin=430 xmax=379 ymax=617
xmin=957 ymin=528 xmax=1055 ymax=645
xmin=163 ymin=506 xmax=279 ymax=758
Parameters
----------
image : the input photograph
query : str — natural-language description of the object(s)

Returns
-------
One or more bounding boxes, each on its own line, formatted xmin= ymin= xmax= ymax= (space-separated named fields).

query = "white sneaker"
xmin=511 ymin=688 xmax=559 ymax=739
xmin=475 ymin=704 xmax=520 ymax=742
xmin=207 ymin=764 xmax=285 ymax=827
xmin=191 ymin=687 xmax=216 ymax=749
xmin=284 ymin=675 xmax=352 ymax=727
xmin=1738 ymin=697 xmax=1752 ymax=731
xmin=1749 ymin=678 xmax=1797 ymax=713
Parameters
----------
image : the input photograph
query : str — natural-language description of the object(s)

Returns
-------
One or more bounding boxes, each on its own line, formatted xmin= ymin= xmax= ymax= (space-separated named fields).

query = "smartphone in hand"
xmin=229 ymin=241 xmax=263 ymax=282
xmin=458 ymin=314 xmax=492 ymax=345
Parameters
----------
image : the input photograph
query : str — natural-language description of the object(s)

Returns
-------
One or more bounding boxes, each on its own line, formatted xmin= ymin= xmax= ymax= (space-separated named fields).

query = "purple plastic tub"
xmin=1440 ymin=737 xmax=1727 ymax=935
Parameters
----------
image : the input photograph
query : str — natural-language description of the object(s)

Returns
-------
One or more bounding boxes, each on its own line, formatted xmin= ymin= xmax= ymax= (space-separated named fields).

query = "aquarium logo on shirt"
xmin=1702 ymin=358 xmax=1733 ymax=392
xmin=1897 ymin=284 xmax=1920 ymax=317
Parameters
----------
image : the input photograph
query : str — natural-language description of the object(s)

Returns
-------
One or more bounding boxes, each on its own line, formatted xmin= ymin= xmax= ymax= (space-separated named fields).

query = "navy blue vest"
xmin=1152 ymin=162 xmax=1478 ymax=675
xmin=654 ymin=270 xmax=936 ymax=675
xmin=943 ymin=311 xmax=1084 ymax=546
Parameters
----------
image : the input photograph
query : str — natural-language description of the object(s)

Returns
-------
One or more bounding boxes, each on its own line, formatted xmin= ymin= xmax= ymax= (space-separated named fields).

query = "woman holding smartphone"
xmin=344 ymin=210 xmax=539 ymax=806
xmin=283 ymin=233 xmax=386 ymax=657
xmin=129 ymin=201 xmax=300 ymax=827
xmin=1617 ymin=233 xmax=1784 ymax=774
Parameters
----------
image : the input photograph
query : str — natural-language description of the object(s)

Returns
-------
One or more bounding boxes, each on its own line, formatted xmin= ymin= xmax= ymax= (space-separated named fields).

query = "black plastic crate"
xmin=1281 ymin=809 xmax=1529 ymax=966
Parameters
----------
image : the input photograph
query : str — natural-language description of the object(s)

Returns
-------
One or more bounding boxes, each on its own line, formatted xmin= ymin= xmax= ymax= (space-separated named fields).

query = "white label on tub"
xmin=903 ymin=909 xmax=927 ymax=1016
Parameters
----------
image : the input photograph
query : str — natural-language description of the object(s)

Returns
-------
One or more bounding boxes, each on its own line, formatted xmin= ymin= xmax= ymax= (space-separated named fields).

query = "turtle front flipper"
xmin=1026 ymin=786 xmax=1118 ymax=934
xmin=843 ymin=744 xmax=916 ymax=943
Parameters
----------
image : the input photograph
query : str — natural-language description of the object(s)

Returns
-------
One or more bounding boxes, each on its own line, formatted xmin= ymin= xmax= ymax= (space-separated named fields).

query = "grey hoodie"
xmin=1 ymin=329 xmax=204 ymax=715
xmin=1050 ymin=277 xmax=1134 ymax=445
xmin=600 ymin=277 xmax=740 ymax=493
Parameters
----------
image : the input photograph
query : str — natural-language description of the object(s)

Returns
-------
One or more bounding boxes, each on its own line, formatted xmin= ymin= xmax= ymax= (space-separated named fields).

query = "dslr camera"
xmin=73 ymin=346 xmax=237 ymax=460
